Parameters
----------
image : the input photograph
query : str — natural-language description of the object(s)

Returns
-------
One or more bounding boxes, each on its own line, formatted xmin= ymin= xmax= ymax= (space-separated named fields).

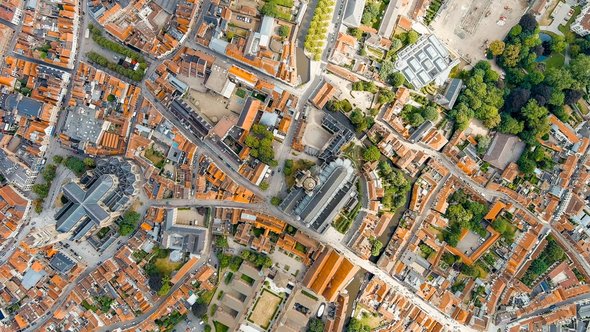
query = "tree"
xmin=564 ymin=89 xmax=583 ymax=105
xmin=271 ymin=197 xmax=282 ymax=206
xmin=520 ymin=99 xmax=550 ymax=138
xmin=52 ymin=155 xmax=63 ymax=164
xmin=83 ymin=158 xmax=95 ymax=168
xmin=260 ymin=181 xmax=269 ymax=190
xmin=349 ymin=110 xmax=368 ymax=132
xmin=370 ymin=237 xmax=383 ymax=256
xmin=421 ymin=106 xmax=438 ymax=122
xmin=278 ymin=25 xmax=290 ymax=38
xmin=489 ymin=40 xmax=505 ymax=56
xmin=349 ymin=28 xmax=363 ymax=40
xmin=119 ymin=210 xmax=140 ymax=236
xmin=390 ymin=72 xmax=405 ymax=87
xmin=446 ymin=204 xmax=473 ymax=228
xmin=64 ymin=156 xmax=87 ymax=175
xmin=379 ymin=60 xmax=395 ymax=83
xmin=475 ymin=135 xmax=491 ymax=155
xmin=42 ymin=164 xmax=57 ymax=182
xmin=407 ymin=30 xmax=419 ymax=44
xmin=501 ymin=44 xmax=521 ymax=67
xmin=378 ymin=160 xmax=392 ymax=176
xmin=504 ymin=88 xmax=530 ymax=113
xmin=517 ymin=155 xmax=536 ymax=175
xmin=408 ymin=112 xmax=425 ymax=127
xmin=442 ymin=252 xmax=458 ymax=266
xmin=498 ymin=114 xmax=524 ymax=135
xmin=191 ymin=302 xmax=207 ymax=317
xmin=569 ymin=54 xmax=590 ymax=90
xmin=377 ymin=90 xmax=395 ymax=104
xmin=260 ymin=1 xmax=278 ymax=17
xmin=531 ymin=84 xmax=553 ymax=106
xmin=544 ymin=68 xmax=574 ymax=92
xmin=519 ymin=13 xmax=538 ymax=33
xmin=107 ymin=94 xmax=116 ymax=102
xmin=551 ymin=34 xmax=567 ymax=53
xmin=32 ymin=183 xmax=49 ymax=198
xmin=391 ymin=38 xmax=403 ymax=51
xmin=363 ymin=146 xmax=381 ymax=162
xmin=307 ymin=318 xmax=325 ymax=332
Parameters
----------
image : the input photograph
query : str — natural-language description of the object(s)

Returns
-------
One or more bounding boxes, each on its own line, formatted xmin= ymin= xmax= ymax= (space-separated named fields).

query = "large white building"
xmin=394 ymin=34 xmax=459 ymax=89
xmin=572 ymin=3 xmax=590 ymax=36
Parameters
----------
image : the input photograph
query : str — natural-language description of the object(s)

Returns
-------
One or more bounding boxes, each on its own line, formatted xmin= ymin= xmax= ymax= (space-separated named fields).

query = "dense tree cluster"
xmin=349 ymin=109 xmax=374 ymax=132
xmin=118 ymin=210 xmax=140 ymax=236
xmin=244 ymin=124 xmax=277 ymax=166
xmin=326 ymin=98 xmax=352 ymax=112
xmin=492 ymin=15 xmax=589 ymax=142
xmin=352 ymin=80 xmax=378 ymax=93
xmin=521 ymin=236 xmax=565 ymax=286
xmin=442 ymin=190 xmax=488 ymax=247
xmin=516 ymin=146 xmax=554 ymax=175
xmin=449 ymin=14 xmax=590 ymax=174
xmin=449 ymin=61 xmax=503 ymax=130
xmin=240 ymin=250 xmax=273 ymax=269
xmin=363 ymin=145 xmax=381 ymax=162
xmin=400 ymin=104 xmax=438 ymax=127
xmin=378 ymin=161 xmax=410 ymax=211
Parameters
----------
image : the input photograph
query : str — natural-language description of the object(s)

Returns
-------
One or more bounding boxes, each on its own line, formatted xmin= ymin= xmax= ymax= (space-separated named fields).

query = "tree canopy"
xmin=119 ymin=210 xmax=140 ymax=236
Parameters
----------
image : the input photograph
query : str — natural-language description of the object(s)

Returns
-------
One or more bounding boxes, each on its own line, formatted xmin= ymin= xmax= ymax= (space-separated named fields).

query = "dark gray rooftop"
xmin=49 ymin=252 xmax=76 ymax=274
xmin=55 ymin=174 xmax=115 ymax=233
xmin=16 ymin=97 xmax=43 ymax=118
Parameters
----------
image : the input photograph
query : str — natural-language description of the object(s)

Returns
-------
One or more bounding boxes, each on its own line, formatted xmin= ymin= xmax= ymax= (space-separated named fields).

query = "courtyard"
xmin=248 ymin=289 xmax=283 ymax=329
xmin=302 ymin=108 xmax=332 ymax=150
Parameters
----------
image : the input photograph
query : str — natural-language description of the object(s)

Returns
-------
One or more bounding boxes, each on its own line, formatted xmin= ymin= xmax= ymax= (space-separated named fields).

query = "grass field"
xmin=154 ymin=258 xmax=183 ymax=275
xmin=545 ymin=53 xmax=565 ymax=69
xmin=213 ymin=321 xmax=229 ymax=332
xmin=249 ymin=290 xmax=282 ymax=329
xmin=144 ymin=146 xmax=165 ymax=167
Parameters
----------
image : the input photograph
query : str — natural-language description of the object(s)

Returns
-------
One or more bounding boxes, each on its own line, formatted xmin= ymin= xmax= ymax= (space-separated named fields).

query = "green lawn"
xmin=144 ymin=146 xmax=165 ymax=167
xmin=154 ymin=258 xmax=183 ymax=275
xmin=241 ymin=273 xmax=255 ymax=286
xmin=545 ymin=53 xmax=565 ymax=68
xmin=214 ymin=321 xmax=229 ymax=332
xmin=235 ymin=89 xmax=246 ymax=98
xmin=578 ymin=100 xmax=590 ymax=115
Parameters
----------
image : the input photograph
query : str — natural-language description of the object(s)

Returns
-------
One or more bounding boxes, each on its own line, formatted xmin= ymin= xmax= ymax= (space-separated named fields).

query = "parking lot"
xmin=430 ymin=0 xmax=528 ymax=65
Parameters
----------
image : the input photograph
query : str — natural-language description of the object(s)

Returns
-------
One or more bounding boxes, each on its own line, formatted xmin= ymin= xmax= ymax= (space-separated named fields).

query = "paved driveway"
xmin=540 ymin=1 xmax=572 ymax=36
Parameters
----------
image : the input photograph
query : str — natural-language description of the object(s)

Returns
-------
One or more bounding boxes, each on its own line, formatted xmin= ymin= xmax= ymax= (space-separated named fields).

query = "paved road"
xmin=510 ymin=292 xmax=590 ymax=325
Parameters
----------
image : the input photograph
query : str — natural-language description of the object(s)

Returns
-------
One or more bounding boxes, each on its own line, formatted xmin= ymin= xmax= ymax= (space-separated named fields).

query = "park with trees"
xmin=449 ymin=13 xmax=590 ymax=174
